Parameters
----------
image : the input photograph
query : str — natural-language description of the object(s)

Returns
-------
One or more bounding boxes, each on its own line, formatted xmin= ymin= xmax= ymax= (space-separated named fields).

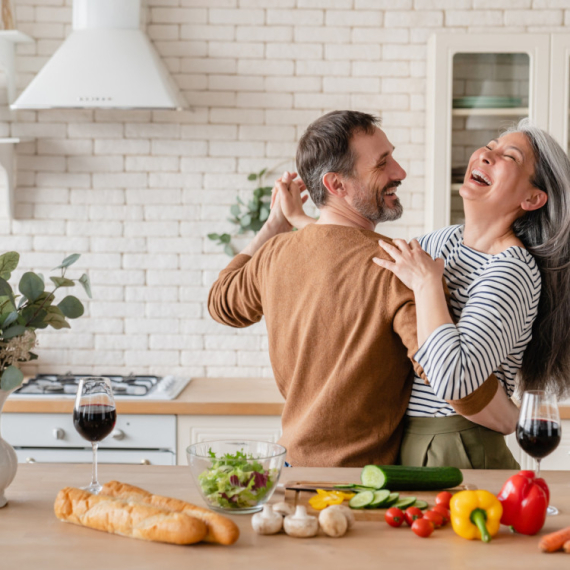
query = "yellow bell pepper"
xmin=308 ymin=489 xmax=355 ymax=510
xmin=450 ymin=490 xmax=503 ymax=543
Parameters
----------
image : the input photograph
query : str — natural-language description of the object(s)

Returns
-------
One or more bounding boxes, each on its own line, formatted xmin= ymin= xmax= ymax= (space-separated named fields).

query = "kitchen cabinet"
xmin=176 ymin=415 xmax=282 ymax=466
xmin=425 ymin=33 xmax=567 ymax=230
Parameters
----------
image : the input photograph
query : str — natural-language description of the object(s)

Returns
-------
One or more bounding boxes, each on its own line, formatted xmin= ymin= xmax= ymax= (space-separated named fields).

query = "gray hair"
xmin=503 ymin=119 xmax=570 ymax=398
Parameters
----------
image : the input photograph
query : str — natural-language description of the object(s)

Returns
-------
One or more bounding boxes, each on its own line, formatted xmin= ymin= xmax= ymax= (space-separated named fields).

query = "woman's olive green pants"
xmin=399 ymin=415 xmax=520 ymax=470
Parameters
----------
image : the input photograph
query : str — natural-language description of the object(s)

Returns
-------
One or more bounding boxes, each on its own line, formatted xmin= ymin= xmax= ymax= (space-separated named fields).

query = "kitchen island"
xmin=2 ymin=464 xmax=570 ymax=570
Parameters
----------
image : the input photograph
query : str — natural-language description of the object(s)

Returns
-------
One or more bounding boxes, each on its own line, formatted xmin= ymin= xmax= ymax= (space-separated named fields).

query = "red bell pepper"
xmin=497 ymin=470 xmax=549 ymax=535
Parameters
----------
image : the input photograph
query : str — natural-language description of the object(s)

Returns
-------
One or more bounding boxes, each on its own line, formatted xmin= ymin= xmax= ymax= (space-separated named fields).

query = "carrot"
xmin=539 ymin=527 xmax=570 ymax=552
xmin=564 ymin=541 xmax=570 ymax=554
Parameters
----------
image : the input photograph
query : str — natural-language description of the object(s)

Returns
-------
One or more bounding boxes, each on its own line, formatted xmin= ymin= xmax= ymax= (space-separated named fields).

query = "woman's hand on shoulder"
xmin=373 ymin=238 xmax=445 ymax=293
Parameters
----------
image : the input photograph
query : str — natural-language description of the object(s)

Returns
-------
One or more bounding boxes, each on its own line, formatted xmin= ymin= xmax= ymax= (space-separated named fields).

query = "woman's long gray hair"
xmin=505 ymin=119 xmax=570 ymax=398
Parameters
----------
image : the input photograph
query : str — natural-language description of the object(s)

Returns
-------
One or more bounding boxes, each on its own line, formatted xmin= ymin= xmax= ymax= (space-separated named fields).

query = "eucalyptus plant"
xmin=0 ymin=252 xmax=91 ymax=392
xmin=208 ymin=168 xmax=273 ymax=257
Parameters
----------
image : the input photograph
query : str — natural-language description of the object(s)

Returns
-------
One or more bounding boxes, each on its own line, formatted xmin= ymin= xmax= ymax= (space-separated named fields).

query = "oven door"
xmin=14 ymin=448 xmax=176 ymax=465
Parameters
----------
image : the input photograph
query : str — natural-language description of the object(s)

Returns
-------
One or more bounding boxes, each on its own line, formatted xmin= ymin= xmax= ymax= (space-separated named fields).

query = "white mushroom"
xmin=283 ymin=505 xmax=319 ymax=538
xmin=272 ymin=501 xmax=295 ymax=517
xmin=319 ymin=507 xmax=348 ymax=538
xmin=326 ymin=504 xmax=355 ymax=530
xmin=251 ymin=504 xmax=283 ymax=535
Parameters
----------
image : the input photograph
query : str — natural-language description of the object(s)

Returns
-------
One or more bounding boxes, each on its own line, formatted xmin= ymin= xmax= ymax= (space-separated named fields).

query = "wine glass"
xmin=516 ymin=390 xmax=561 ymax=515
xmin=73 ymin=377 xmax=116 ymax=494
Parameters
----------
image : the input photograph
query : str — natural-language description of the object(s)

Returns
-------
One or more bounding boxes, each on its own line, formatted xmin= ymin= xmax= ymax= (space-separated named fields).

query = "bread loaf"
xmin=54 ymin=487 xmax=207 ymax=545
xmin=100 ymin=480 xmax=240 ymax=545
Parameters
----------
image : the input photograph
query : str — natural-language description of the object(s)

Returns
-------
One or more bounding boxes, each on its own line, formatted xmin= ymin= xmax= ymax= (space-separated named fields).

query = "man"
xmin=208 ymin=111 xmax=488 ymax=467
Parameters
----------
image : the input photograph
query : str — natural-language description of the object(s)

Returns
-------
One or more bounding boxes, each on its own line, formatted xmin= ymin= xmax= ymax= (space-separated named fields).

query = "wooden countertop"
xmin=4 ymin=377 xmax=570 ymax=419
xmin=3 ymin=464 xmax=570 ymax=570
xmin=3 ymin=378 xmax=286 ymax=416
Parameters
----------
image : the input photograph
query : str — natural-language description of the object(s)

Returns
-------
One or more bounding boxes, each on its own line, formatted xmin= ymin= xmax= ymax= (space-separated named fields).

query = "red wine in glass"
xmin=73 ymin=377 xmax=116 ymax=494
xmin=517 ymin=391 xmax=561 ymax=516
xmin=73 ymin=404 xmax=116 ymax=442
xmin=516 ymin=419 xmax=561 ymax=460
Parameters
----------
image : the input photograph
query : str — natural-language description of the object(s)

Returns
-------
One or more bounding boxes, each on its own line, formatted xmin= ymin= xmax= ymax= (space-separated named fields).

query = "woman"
xmin=277 ymin=119 xmax=570 ymax=469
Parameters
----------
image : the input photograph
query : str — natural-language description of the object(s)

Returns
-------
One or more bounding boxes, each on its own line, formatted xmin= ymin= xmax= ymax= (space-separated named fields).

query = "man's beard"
xmin=352 ymin=180 xmax=403 ymax=224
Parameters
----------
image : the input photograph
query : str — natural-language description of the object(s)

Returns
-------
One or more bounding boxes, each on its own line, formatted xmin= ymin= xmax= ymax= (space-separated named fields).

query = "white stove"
xmin=11 ymin=373 xmax=191 ymax=400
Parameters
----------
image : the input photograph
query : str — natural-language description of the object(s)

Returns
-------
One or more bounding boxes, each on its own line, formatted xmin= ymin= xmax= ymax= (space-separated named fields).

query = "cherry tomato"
xmin=423 ymin=509 xmax=444 ymax=529
xmin=404 ymin=506 xmax=424 ymax=527
xmin=435 ymin=491 xmax=453 ymax=509
xmin=432 ymin=504 xmax=450 ymax=525
xmin=412 ymin=518 xmax=434 ymax=538
xmin=385 ymin=507 xmax=404 ymax=528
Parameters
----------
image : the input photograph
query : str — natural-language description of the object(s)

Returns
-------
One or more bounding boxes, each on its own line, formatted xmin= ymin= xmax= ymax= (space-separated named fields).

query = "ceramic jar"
xmin=0 ymin=389 xmax=17 ymax=507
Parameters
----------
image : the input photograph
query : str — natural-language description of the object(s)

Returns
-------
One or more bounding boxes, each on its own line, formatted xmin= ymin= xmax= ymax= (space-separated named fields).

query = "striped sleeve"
xmin=413 ymin=257 xmax=540 ymax=401
xmin=416 ymin=225 xmax=462 ymax=259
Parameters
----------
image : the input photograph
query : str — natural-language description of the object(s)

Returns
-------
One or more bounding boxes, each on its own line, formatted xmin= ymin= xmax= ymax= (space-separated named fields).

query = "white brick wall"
xmin=5 ymin=0 xmax=568 ymax=378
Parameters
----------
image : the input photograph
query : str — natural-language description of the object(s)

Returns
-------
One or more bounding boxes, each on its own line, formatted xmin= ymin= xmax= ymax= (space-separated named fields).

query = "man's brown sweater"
xmin=208 ymin=224 xmax=432 ymax=467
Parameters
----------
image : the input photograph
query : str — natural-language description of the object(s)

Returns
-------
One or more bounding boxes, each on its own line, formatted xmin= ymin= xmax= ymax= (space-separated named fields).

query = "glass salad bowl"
xmin=187 ymin=440 xmax=287 ymax=514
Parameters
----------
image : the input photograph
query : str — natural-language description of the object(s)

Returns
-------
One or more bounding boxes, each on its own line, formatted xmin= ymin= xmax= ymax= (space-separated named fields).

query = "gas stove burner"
xmin=12 ymin=373 xmax=191 ymax=400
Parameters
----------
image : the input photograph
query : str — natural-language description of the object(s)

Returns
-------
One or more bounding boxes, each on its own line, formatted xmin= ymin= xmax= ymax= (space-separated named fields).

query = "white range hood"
xmin=11 ymin=0 xmax=186 ymax=110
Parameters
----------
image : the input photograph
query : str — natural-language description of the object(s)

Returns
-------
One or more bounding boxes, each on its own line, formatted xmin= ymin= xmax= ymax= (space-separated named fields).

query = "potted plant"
xmin=0 ymin=251 xmax=90 ymax=507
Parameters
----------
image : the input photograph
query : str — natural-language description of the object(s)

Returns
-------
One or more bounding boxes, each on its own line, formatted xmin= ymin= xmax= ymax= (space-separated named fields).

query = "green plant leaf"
xmin=0 ymin=279 xmax=15 ymax=307
xmin=26 ymin=309 xmax=47 ymax=329
xmin=2 ymin=324 xmax=26 ymax=339
xmin=50 ymin=277 xmax=75 ymax=288
xmin=259 ymin=205 xmax=270 ymax=222
xmin=1 ymin=311 xmax=18 ymax=328
xmin=224 ymin=244 xmax=234 ymax=257
xmin=240 ymin=214 xmax=252 ymax=228
xmin=230 ymin=204 xmax=241 ymax=217
xmin=248 ymin=173 xmax=258 ymax=181
xmin=27 ymin=352 xmax=38 ymax=361
xmin=258 ymin=168 xmax=267 ymax=178
xmin=44 ymin=306 xmax=71 ymax=329
xmin=250 ymin=219 xmax=264 ymax=232
xmin=207 ymin=233 xmax=220 ymax=241
xmin=52 ymin=253 xmax=81 ymax=271
xmin=19 ymin=272 xmax=45 ymax=303
xmin=58 ymin=295 xmax=84 ymax=319
xmin=0 ymin=252 xmax=19 ymax=281
xmin=253 ymin=188 xmax=263 ymax=199
xmin=33 ymin=292 xmax=55 ymax=307
xmin=262 ymin=186 xmax=273 ymax=196
xmin=219 ymin=233 xmax=231 ymax=244
xmin=78 ymin=274 xmax=92 ymax=299
xmin=1 ymin=365 xmax=23 ymax=391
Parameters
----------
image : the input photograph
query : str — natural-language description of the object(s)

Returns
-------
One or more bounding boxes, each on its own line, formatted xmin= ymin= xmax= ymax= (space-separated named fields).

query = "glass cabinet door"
xmin=426 ymin=34 xmax=550 ymax=232
xmin=450 ymin=53 xmax=530 ymax=225
xmin=549 ymin=35 xmax=570 ymax=154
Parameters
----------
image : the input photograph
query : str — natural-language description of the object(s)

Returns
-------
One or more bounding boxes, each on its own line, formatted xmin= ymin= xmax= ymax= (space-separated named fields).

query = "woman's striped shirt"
xmin=406 ymin=225 xmax=541 ymax=417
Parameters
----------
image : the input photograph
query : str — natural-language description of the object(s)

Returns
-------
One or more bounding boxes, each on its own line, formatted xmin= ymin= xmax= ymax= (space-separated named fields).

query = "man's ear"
xmin=521 ymin=189 xmax=548 ymax=212
xmin=322 ymin=172 xmax=346 ymax=198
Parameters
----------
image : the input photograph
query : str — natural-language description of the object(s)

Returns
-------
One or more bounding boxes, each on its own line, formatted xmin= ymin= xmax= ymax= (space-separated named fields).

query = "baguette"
xmin=54 ymin=487 xmax=207 ymax=545
xmin=100 ymin=480 xmax=240 ymax=545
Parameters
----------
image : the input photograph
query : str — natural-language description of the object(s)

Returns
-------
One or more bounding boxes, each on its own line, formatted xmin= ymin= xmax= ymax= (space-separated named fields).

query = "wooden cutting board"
xmin=284 ymin=480 xmax=476 ymax=521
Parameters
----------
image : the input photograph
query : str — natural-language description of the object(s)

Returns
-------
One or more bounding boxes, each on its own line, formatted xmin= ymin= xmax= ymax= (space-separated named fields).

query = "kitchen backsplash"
xmin=3 ymin=0 xmax=569 ymax=378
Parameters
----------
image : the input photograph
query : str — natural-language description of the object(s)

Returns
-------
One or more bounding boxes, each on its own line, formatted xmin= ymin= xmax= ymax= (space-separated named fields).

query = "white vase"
xmin=0 ymin=388 xmax=17 ymax=508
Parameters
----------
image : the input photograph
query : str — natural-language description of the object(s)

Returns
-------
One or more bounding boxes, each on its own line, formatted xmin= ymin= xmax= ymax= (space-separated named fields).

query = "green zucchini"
xmin=349 ymin=490 xmax=374 ymax=509
xmin=367 ymin=489 xmax=391 ymax=508
xmin=333 ymin=484 xmax=356 ymax=489
xmin=414 ymin=500 xmax=429 ymax=510
xmin=361 ymin=465 xmax=463 ymax=491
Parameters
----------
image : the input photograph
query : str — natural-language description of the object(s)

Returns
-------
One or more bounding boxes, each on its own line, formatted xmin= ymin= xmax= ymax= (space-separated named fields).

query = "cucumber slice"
xmin=368 ymin=489 xmax=391 ymax=508
xmin=333 ymin=484 xmax=356 ymax=489
xmin=349 ymin=490 xmax=374 ymax=509
xmin=393 ymin=496 xmax=417 ymax=510
xmin=353 ymin=485 xmax=377 ymax=492
xmin=383 ymin=492 xmax=400 ymax=507
xmin=414 ymin=500 xmax=429 ymax=510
